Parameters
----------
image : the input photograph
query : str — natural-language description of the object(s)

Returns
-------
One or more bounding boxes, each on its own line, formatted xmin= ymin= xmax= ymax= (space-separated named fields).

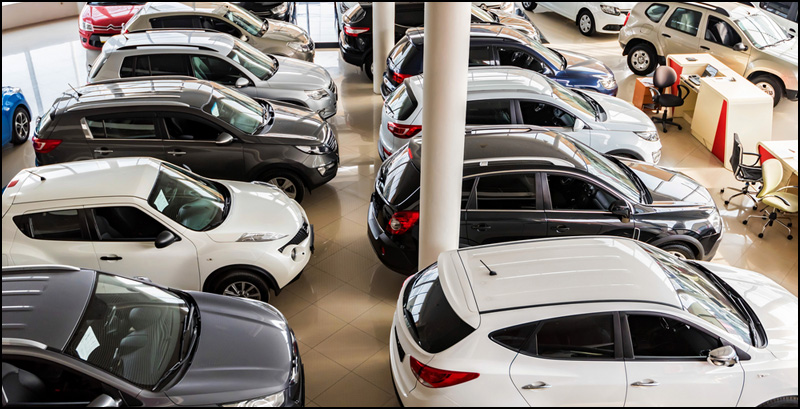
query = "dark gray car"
xmin=1 ymin=265 xmax=304 ymax=407
xmin=32 ymin=77 xmax=339 ymax=202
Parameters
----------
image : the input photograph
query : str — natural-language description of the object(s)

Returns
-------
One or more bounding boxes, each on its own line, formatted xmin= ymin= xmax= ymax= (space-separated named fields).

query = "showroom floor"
xmin=1 ymin=9 xmax=797 ymax=407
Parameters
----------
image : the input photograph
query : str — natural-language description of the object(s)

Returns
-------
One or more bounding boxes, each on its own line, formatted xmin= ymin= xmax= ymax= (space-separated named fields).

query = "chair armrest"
xmin=775 ymin=185 xmax=799 ymax=192
xmin=677 ymin=84 xmax=691 ymax=101
xmin=648 ymin=87 xmax=661 ymax=100
xmin=762 ymin=194 xmax=792 ymax=208
xmin=742 ymin=151 xmax=761 ymax=167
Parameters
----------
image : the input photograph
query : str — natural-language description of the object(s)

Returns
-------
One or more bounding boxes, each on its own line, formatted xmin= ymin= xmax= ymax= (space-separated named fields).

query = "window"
xmin=119 ymin=56 xmax=153 ymax=77
xmin=204 ymin=85 xmax=265 ymax=134
xmin=535 ymin=314 xmax=616 ymax=359
xmin=13 ymin=210 xmax=85 ymax=241
xmin=91 ymin=207 xmax=165 ymax=241
xmin=190 ymin=55 xmax=243 ymax=85
xmin=461 ymin=178 xmax=476 ymax=209
xmin=465 ymin=99 xmax=512 ymax=125
xmin=385 ymin=83 xmax=418 ymax=121
xmin=2 ymin=358 xmax=106 ymax=406
xmin=148 ymin=164 xmax=227 ymax=231
xmin=475 ymin=174 xmax=537 ymax=210
xmin=228 ymin=42 xmax=277 ymax=80
xmin=519 ymin=101 xmax=576 ymax=128
xmin=704 ymin=16 xmax=742 ymax=47
xmin=666 ymin=7 xmax=703 ymax=36
xmin=85 ymin=116 xmax=157 ymax=140
xmin=627 ymin=314 xmax=722 ymax=358
xmin=547 ymin=175 xmax=618 ymax=211
xmin=163 ymin=115 xmax=222 ymax=141
xmin=148 ymin=54 xmax=191 ymax=76
xmin=150 ymin=16 xmax=198 ymax=29
xmin=760 ymin=2 xmax=791 ymax=19
xmin=490 ymin=323 xmax=537 ymax=353
xmin=497 ymin=47 xmax=546 ymax=73
xmin=395 ymin=3 xmax=424 ymax=27
xmin=645 ymin=3 xmax=670 ymax=23
xmin=468 ymin=46 xmax=494 ymax=66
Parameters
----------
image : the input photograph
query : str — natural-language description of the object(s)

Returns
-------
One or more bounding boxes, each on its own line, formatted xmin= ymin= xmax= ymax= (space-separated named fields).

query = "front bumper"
xmin=79 ymin=29 xmax=118 ymax=50
xmin=367 ymin=197 xmax=418 ymax=275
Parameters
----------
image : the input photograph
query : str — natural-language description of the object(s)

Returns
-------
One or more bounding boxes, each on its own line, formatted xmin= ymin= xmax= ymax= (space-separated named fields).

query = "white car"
xmin=379 ymin=66 xmax=661 ymax=163
xmin=530 ymin=2 xmax=637 ymax=35
xmin=1 ymin=157 xmax=313 ymax=302
xmin=390 ymin=236 xmax=798 ymax=407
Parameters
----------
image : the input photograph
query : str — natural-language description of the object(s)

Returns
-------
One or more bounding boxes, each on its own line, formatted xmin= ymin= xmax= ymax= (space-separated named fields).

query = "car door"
xmin=9 ymin=208 xmax=99 ymax=269
xmin=509 ymin=313 xmax=627 ymax=406
xmin=660 ymin=6 xmax=703 ymax=55
xmin=86 ymin=205 xmax=200 ymax=291
xmin=496 ymin=45 xmax=551 ymax=75
xmin=544 ymin=172 xmax=636 ymax=238
xmin=699 ymin=15 xmax=750 ymax=74
xmin=622 ymin=313 xmax=744 ymax=407
xmin=516 ymin=99 xmax=589 ymax=145
xmin=159 ymin=111 xmax=245 ymax=180
xmin=465 ymin=172 xmax=547 ymax=246
xmin=84 ymin=113 xmax=165 ymax=161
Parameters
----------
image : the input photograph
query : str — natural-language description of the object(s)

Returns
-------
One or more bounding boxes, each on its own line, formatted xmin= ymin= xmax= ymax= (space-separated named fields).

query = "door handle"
xmin=470 ymin=224 xmax=491 ymax=232
xmin=93 ymin=148 xmax=114 ymax=154
xmin=661 ymin=33 xmax=671 ymax=38
xmin=631 ymin=380 xmax=660 ymax=387
xmin=100 ymin=255 xmax=122 ymax=261
xmin=522 ymin=381 xmax=551 ymax=390
xmin=700 ymin=45 xmax=710 ymax=50
xmin=554 ymin=225 xmax=570 ymax=233
xmin=167 ymin=150 xmax=187 ymax=156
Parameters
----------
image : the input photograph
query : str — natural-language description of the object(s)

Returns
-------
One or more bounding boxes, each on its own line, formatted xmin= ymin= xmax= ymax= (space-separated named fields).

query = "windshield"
xmin=736 ymin=14 xmax=791 ymax=48
xmin=147 ymin=163 xmax=227 ymax=231
xmin=204 ymin=85 xmax=266 ymax=134
xmin=529 ymin=41 xmax=565 ymax=70
xmin=229 ymin=40 xmax=278 ymax=80
xmin=545 ymin=77 xmax=596 ymax=118
xmin=570 ymin=138 xmax=641 ymax=202
xmin=225 ymin=4 xmax=266 ymax=36
xmin=65 ymin=273 xmax=189 ymax=389
xmin=471 ymin=5 xmax=496 ymax=22
xmin=641 ymin=245 xmax=753 ymax=345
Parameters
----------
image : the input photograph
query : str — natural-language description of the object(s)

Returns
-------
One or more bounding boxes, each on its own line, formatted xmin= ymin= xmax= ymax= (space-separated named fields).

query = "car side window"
xmin=91 ymin=207 xmax=166 ymax=241
xmin=2 ymin=358 xmax=109 ymax=406
xmin=190 ymin=55 xmax=245 ymax=85
xmin=462 ymin=178 xmax=476 ymax=210
xmin=12 ymin=209 xmax=86 ymax=241
xmin=760 ymin=2 xmax=792 ymax=20
xmin=627 ymin=314 xmax=722 ymax=359
xmin=519 ymin=100 xmax=576 ymax=128
xmin=475 ymin=174 xmax=537 ymax=210
xmin=490 ymin=322 xmax=538 ymax=353
xmin=645 ymin=4 xmax=670 ymax=23
xmin=204 ymin=17 xmax=242 ymax=37
xmin=150 ymin=16 xmax=199 ymax=29
xmin=163 ymin=114 xmax=224 ymax=141
xmin=85 ymin=116 xmax=158 ymax=140
xmin=395 ymin=3 xmax=424 ymax=27
xmin=465 ymin=99 xmax=512 ymax=125
xmin=468 ymin=46 xmax=494 ymax=66
xmin=665 ymin=7 xmax=703 ymax=36
xmin=547 ymin=174 xmax=618 ymax=211
xmin=704 ymin=15 xmax=743 ymax=47
xmin=497 ymin=47 xmax=546 ymax=73
xmin=119 ymin=56 xmax=153 ymax=77
xmin=148 ymin=54 xmax=191 ymax=76
xmin=533 ymin=314 xmax=616 ymax=359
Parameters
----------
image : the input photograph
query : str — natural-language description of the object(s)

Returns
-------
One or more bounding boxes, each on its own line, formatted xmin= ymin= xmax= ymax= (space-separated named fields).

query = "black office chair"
xmin=720 ymin=133 xmax=762 ymax=210
xmin=645 ymin=66 xmax=689 ymax=133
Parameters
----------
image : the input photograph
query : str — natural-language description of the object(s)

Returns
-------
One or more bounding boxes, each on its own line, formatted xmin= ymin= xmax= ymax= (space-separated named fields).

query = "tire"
xmin=750 ymin=74 xmax=783 ymax=107
xmin=11 ymin=106 xmax=30 ymax=145
xmin=363 ymin=55 xmax=374 ymax=81
xmin=258 ymin=170 xmax=306 ymax=203
xmin=213 ymin=270 xmax=272 ymax=302
xmin=522 ymin=2 xmax=536 ymax=11
xmin=660 ymin=243 xmax=697 ymax=260
xmin=759 ymin=396 xmax=799 ymax=407
xmin=627 ymin=43 xmax=658 ymax=76
xmin=577 ymin=10 xmax=595 ymax=36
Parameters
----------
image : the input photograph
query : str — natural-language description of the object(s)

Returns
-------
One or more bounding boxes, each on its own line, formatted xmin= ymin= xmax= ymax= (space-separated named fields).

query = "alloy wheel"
xmin=222 ymin=281 xmax=262 ymax=300
xmin=268 ymin=176 xmax=298 ymax=199
xmin=14 ymin=111 xmax=29 ymax=139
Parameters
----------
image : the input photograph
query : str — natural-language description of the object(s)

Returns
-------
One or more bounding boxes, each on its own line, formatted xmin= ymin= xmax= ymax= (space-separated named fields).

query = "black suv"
xmin=368 ymin=127 xmax=723 ymax=274
xmin=32 ymin=77 xmax=338 ymax=203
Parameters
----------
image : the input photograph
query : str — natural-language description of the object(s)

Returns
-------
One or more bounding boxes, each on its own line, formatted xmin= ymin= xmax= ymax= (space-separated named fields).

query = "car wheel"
xmin=522 ymin=2 xmax=537 ymax=11
xmin=363 ymin=57 xmax=374 ymax=81
xmin=660 ymin=243 xmax=697 ymax=260
xmin=759 ymin=396 xmax=799 ymax=407
xmin=627 ymin=43 xmax=657 ymax=76
xmin=577 ymin=10 xmax=595 ymax=36
xmin=11 ymin=107 xmax=30 ymax=145
xmin=214 ymin=270 xmax=272 ymax=302
xmin=259 ymin=170 xmax=306 ymax=203
xmin=750 ymin=74 xmax=783 ymax=107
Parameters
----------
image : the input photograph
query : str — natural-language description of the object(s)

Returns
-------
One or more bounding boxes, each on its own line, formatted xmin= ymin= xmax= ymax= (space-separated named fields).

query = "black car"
xmin=32 ymin=77 xmax=338 ymax=203
xmin=2 ymin=265 xmax=303 ymax=407
xmin=368 ymin=127 xmax=723 ymax=274
xmin=233 ymin=2 xmax=297 ymax=23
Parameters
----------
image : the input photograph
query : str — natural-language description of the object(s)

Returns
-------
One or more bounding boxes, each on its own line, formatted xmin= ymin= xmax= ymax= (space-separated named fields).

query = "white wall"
xmin=2 ymin=2 xmax=83 ymax=31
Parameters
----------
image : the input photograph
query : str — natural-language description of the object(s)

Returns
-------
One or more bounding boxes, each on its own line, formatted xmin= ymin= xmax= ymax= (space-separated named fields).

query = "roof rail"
xmin=681 ymin=2 xmax=730 ymax=17
xmin=127 ymin=28 xmax=226 ymax=35
xmin=117 ymin=43 xmax=218 ymax=52
xmin=2 ymin=265 xmax=81 ymax=274
xmin=463 ymin=156 xmax=576 ymax=168
xmin=1 ymin=338 xmax=47 ymax=350
xmin=87 ymin=75 xmax=199 ymax=86
xmin=466 ymin=124 xmax=548 ymax=134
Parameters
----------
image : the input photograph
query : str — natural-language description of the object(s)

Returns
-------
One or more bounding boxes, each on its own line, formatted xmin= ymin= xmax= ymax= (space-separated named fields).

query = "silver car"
xmin=123 ymin=2 xmax=315 ymax=61
xmin=89 ymin=31 xmax=337 ymax=119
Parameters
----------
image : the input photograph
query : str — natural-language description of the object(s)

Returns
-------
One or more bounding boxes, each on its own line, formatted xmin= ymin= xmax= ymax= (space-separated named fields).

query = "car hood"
xmin=697 ymin=262 xmax=798 ymax=360
xmin=553 ymin=49 xmax=614 ymax=80
xmin=205 ymin=180 xmax=306 ymax=243
xmin=166 ymin=292 xmax=292 ymax=406
xmin=622 ymin=159 xmax=715 ymax=206
xmin=757 ymin=39 xmax=798 ymax=66
xmin=588 ymin=91 xmax=658 ymax=132
xmin=84 ymin=4 xmax=143 ymax=25
xmin=254 ymin=99 xmax=327 ymax=143
xmin=264 ymin=19 xmax=309 ymax=43
xmin=267 ymin=56 xmax=331 ymax=90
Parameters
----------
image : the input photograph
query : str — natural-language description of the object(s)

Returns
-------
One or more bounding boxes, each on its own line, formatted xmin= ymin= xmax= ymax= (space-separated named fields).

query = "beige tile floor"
xmin=2 ymin=8 xmax=797 ymax=407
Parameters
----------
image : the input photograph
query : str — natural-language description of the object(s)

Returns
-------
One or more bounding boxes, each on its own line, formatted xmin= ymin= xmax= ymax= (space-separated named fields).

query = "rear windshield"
xmin=384 ymin=83 xmax=418 ymax=121
xmin=380 ymin=147 xmax=420 ymax=207
xmin=403 ymin=263 xmax=476 ymax=353
xmin=390 ymin=40 xmax=422 ymax=74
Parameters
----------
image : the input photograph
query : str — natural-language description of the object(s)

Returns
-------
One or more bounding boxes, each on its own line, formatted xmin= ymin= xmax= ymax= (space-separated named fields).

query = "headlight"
xmin=295 ymin=145 xmax=332 ymax=154
xmin=600 ymin=5 xmax=620 ymax=15
xmin=305 ymin=89 xmax=327 ymax=100
xmin=635 ymin=131 xmax=659 ymax=142
xmin=709 ymin=210 xmax=723 ymax=234
xmin=600 ymin=77 xmax=617 ymax=89
xmin=237 ymin=232 xmax=288 ymax=242
xmin=287 ymin=41 xmax=310 ymax=53
xmin=271 ymin=3 xmax=288 ymax=15
xmin=80 ymin=20 xmax=93 ymax=31
xmin=223 ymin=391 xmax=285 ymax=407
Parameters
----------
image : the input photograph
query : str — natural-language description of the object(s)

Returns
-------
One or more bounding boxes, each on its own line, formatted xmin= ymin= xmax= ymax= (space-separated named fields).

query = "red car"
xmin=78 ymin=2 xmax=145 ymax=50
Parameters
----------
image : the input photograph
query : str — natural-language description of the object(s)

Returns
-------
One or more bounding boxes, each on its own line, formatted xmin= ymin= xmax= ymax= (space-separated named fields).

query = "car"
xmin=379 ymin=67 xmax=653 ymax=162
xmin=122 ymin=2 xmax=315 ymax=62
xmin=380 ymin=24 xmax=617 ymax=99
xmin=78 ymin=2 xmax=146 ymax=50
xmin=340 ymin=2 xmax=544 ymax=80
xmin=31 ymin=77 xmax=338 ymax=202
xmin=529 ymin=2 xmax=637 ymax=36
xmin=472 ymin=1 xmax=530 ymax=20
xmin=750 ymin=1 xmax=798 ymax=38
xmin=2 ymin=86 xmax=31 ymax=148
xmin=334 ymin=2 xmax=359 ymax=35
xmin=2 ymin=157 xmax=314 ymax=302
xmin=89 ymin=30 xmax=338 ymax=119
xmin=369 ymin=127 xmax=723 ymax=274
xmin=233 ymin=1 xmax=297 ymax=23
xmin=619 ymin=2 xmax=798 ymax=106
xmin=2 ymin=264 xmax=304 ymax=407
xmin=390 ymin=236 xmax=798 ymax=407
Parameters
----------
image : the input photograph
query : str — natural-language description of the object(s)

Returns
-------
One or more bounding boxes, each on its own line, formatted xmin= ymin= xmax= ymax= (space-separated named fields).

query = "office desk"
xmin=758 ymin=140 xmax=799 ymax=186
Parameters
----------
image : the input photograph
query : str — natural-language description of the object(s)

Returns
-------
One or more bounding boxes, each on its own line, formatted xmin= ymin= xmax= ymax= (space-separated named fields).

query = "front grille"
xmin=279 ymin=222 xmax=309 ymax=252
xmin=324 ymin=125 xmax=338 ymax=152
xmin=90 ymin=24 xmax=123 ymax=32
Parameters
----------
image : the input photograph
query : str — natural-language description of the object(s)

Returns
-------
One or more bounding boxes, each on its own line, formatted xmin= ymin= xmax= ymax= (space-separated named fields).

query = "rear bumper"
xmin=786 ymin=89 xmax=798 ymax=101
xmin=339 ymin=32 xmax=366 ymax=67
xmin=367 ymin=197 xmax=418 ymax=275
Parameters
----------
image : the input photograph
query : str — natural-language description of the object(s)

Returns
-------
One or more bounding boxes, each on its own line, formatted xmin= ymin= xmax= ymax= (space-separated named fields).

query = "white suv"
xmin=2 ymin=157 xmax=313 ymax=302
xmin=390 ymin=236 xmax=798 ymax=407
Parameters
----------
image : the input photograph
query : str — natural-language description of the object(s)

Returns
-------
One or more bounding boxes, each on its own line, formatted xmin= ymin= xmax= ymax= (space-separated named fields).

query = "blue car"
xmin=2 ymin=87 xmax=31 ymax=147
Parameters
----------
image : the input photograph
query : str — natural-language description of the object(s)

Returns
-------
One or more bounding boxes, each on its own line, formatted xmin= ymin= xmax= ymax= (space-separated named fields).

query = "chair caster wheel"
xmin=752 ymin=206 xmax=758 ymax=211
xmin=720 ymin=188 xmax=725 ymax=193
xmin=789 ymin=223 xmax=793 ymax=227
xmin=724 ymin=201 xmax=729 ymax=205
xmin=758 ymin=233 xmax=764 ymax=238
xmin=789 ymin=235 xmax=793 ymax=240
xmin=677 ymin=125 xmax=683 ymax=130
xmin=742 ymin=220 xmax=748 ymax=225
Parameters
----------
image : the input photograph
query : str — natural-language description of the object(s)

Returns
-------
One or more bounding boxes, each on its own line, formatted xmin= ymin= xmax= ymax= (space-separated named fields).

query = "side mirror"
xmin=573 ymin=118 xmax=586 ymax=132
xmin=216 ymin=132 xmax=235 ymax=145
xmin=609 ymin=199 xmax=631 ymax=221
xmin=88 ymin=394 xmax=120 ymax=407
xmin=155 ymin=230 xmax=178 ymax=249
xmin=235 ymin=77 xmax=250 ymax=88
xmin=241 ymin=35 xmax=249 ymax=42
xmin=733 ymin=42 xmax=748 ymax=52
xmin=707 ymin=346 xmax=738 ymax=367
xmin=134 ymin=276 xmax=152 ymax=283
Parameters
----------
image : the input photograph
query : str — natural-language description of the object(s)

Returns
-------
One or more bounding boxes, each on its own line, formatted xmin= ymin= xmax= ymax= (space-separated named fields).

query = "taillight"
xmin=344 ymin=25 xmax=370 ymax=37
xmin=391 ymin=71 xmax=412 ymax=85
xmin=7 ymin=179 xmax=18 ymax=188
xmin=623 ymin=11 xmax=630 ymax=26
xmin=32 ymin=136 xmax=62 ymax=154
xmin=386 ymin=210 xmax=419 ymax=235
xmin=387 ymin=122 xmax=421 ymax=139
xmin=409 ymin=356 xmax=479 ymax=388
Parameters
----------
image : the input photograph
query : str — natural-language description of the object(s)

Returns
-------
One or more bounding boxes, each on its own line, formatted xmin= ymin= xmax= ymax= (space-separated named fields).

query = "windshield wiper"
xmin=152 ymin=296 xmax=198 ymax=391
xmin=575 ymin=90 xmax=601 ymax=121
xmin=607 ymin=155 xmax=651 ymax=204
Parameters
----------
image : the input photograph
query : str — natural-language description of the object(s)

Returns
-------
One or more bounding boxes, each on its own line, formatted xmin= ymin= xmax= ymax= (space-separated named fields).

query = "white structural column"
xmin=372 ymin=2 xmax=395 ymax=94
xmin=418 ymin=2 xmax=472 ymax=268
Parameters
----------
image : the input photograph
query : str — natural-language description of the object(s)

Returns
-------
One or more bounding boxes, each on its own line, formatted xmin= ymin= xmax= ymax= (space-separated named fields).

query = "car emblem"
xmin=107 ymin=24 xmax=115 ymax=30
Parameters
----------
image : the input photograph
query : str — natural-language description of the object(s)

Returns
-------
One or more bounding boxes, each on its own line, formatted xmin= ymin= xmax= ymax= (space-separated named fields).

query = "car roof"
xmin=59 ymin=78 xmax=218 ymax=113
xmin=140 ymin=1 xmax=227 ymax=16
xmin=9 ymin=157 xmax=163 ymax=205
xmin=407 ymin=66 xmax=554 ymax=96
xmin=2 ymin=265 xmax=97 ymax=351
xmin=407 ymin=24 xmax=532 ymax=47
xmin=103 ymin=30 xmax=236 ymax=55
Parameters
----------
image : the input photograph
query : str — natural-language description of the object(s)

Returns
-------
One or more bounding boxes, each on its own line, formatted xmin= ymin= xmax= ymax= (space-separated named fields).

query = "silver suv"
xmin=89 ymin=31 xmax=337 ymax=119
xmin=619 ymin=2 xmax=798 ymax=106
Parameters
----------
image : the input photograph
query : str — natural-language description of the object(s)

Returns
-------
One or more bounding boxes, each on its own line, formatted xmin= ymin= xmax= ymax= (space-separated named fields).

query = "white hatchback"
xmin=390 ymin=236 xmax=798 ymax=407
xmin=2 ymin=157 xmax=313 ymax=302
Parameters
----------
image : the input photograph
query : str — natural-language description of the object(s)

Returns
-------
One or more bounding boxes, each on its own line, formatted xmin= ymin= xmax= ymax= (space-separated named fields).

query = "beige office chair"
xmin=742 ymin=159 xmax=798 ymax=240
